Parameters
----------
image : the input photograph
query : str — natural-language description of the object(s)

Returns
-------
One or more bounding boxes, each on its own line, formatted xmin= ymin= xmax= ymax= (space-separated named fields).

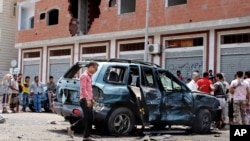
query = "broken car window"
xmin=104 ymin=66 xmax=127 ymax=84
xmin=141 ymin=67 xmax=156 ymax=88
xmin=158 ymin=70 xmax=182 ymax=92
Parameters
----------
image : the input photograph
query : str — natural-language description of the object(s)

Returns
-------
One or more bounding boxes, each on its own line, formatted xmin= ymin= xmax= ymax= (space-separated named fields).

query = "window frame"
xmin=165 ymin=0 xmax=187 ymax=7
xmin=118 ymin=0 xmax=136 ymax=15
xmin=103 ymin=65 xmax=128 ymax=85
xmin=140 ymin=66 xmax=156 ymax=88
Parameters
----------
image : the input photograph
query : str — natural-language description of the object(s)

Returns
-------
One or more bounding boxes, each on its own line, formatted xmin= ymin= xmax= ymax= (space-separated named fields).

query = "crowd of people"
xmin=1 ymin=73 xmax=56 ymax=114
xmin=178 ymin=70 xmax=250 ymax=127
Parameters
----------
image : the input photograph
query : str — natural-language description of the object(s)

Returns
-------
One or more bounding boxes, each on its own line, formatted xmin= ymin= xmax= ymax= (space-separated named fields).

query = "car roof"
xmin=76 ymin=59 xmax=161 ymax=68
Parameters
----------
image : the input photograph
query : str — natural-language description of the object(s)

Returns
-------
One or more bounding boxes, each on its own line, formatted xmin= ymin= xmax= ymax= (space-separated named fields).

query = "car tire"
xmin=192 ymin=109 xmax=211 ymax=134
xmin=107 ymin=107 xmax=135 ymax=136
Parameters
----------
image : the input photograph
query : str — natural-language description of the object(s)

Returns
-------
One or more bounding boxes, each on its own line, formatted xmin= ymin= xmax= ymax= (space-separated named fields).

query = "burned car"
xmin=53 ymin=59 xmax=221 ymax=136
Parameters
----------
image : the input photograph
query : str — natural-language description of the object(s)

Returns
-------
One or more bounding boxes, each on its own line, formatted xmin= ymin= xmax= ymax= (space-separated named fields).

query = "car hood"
xmin=191 ymin=91 xmax=220 ymax=109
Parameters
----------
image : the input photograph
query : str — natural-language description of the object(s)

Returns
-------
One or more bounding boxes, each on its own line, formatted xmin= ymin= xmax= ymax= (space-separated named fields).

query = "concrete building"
xmin=15 ymin=0 xmax=250 ymax=83
xmin=0 ymin=0 xmax=18 ymax=78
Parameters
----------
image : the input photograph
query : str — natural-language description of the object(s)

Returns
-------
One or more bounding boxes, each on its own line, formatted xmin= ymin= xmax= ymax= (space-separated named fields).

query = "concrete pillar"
xmin=208 ymin=30 xmax=215 ymax=71
xmin=110 ymin=39 xmax=116 ymax=59
xmin=42 ymin=46 xmax=47 ymax=83
xmin=152 ymin=34 xmax=161 ymax=66
xmin=74 ymin=42 xmax=80 ymax=63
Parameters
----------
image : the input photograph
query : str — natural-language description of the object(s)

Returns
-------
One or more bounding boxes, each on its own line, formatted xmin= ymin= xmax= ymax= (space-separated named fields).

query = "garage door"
xmin=221 ymin=47 xmax=250 ymax=82
xmin=23 ymin=64 xmax=40 ymax=81
xmin=49 ymin=58 xmax=70 ymax=82
xmin=165 ymin=49 xmax=203 ymax=82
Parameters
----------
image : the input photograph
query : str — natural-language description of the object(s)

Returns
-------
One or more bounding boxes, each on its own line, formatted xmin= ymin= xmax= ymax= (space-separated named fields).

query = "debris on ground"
xmin=47 ymin=120 xmax=57 ymax=124
xmin=0 ymin=115 xmax=6 ymax=123
xmin=141 ymin=134 xmax=174 ymax=141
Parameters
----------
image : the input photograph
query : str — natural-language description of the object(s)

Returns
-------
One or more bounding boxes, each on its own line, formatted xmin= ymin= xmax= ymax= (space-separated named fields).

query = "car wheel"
xmin=28 ymin=104 xmax=35 ymax=112
xmin=107 ymin=107 xmax=135 ymax=136
xmin=192 ymin=109 xmax=211 ymax=134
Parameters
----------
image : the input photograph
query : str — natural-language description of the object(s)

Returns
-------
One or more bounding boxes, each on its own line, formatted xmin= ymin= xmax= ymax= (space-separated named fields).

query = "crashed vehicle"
xmin=53 ymin=59 xmax=221 ymax=136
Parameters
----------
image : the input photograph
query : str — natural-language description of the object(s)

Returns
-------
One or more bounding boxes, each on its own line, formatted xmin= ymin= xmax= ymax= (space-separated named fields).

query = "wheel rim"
xmin=202 ymin=113 xmax=210 ymax=129
xmin=113 ymin=114 xmax=131 ymax=134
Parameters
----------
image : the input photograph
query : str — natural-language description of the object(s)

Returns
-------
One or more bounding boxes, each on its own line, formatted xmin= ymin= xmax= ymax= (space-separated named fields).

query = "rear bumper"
xmin=53 ymin=102 xmax=82 ymax=118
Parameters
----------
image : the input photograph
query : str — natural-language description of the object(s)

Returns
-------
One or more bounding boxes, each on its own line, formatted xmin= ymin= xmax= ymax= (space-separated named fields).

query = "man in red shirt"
xmin=197 ymin=72 xmax=214 ymax=94
xmin=67 ymin=61 xmax=98 ymax=141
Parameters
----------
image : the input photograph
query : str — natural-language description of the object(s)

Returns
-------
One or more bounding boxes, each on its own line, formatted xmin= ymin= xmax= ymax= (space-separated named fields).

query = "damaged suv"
xmin=53 ymin=59 xmax=221 ymax=136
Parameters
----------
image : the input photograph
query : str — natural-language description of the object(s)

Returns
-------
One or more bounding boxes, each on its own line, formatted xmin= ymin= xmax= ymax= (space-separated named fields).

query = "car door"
xmin=157 ymin=69 xmax=194 ymax=123
xmin=138 ymin=66 xmax=162 ymax=122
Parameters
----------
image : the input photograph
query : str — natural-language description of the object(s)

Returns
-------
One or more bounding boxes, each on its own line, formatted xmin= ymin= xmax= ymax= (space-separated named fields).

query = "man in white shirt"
xmin=229 ymin=71 xmax=250 ymax=125
xmin=30 ymin=76 xmax=44 ymax=112
xmin=187 ymin=72 xmax=199 ymax=91
xmin=9 ymin=74 xmax=19 ymax=113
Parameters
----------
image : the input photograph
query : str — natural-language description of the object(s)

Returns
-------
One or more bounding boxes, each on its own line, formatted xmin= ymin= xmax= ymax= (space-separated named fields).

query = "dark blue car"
xmin=53 ymin=59 xmax=221 ymax=136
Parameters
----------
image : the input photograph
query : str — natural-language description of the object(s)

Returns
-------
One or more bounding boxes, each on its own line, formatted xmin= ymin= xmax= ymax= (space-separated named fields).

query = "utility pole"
xmin=144 ymin=0 xmax=150 ymax=62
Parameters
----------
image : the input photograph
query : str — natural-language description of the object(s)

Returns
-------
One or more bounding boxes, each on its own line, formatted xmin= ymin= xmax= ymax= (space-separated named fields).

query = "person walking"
xmin=67 ymin=61 xmax=98 ymax=140
xmin=30 ymin=76 xmax=44 ymax=113
xmin=214 ymin=73 xmax=229 ymax=127
xmin=22 ymin=76 xmax=30 ymax=112
xmin=47 ymin=76 xmax=56 ymax=110
xmin=187 ymin=72 xmax=199 ymax=91
xmin=197 ymin=72 xmax=214 ymax=94
xmin=1 ymin=74 xmax=12 ymax=113
xmin=229 ymin=71 xmax=250 ymax=125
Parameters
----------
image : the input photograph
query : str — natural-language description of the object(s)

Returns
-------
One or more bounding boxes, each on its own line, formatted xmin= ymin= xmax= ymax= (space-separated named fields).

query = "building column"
xmin=208 ymin=30 xmax=215 ymax=72
xmin=152 ymin=34 xmax=161 ymax=66
xmin=74 ymin=42 xmax=80 ymax=63
xmin=110 ymin=39 xmax=116 ymax=59
xmin=18 ymin=48 xmax=22 ymax=71
xmin=42 ymin=46 xmax=47 ymax=83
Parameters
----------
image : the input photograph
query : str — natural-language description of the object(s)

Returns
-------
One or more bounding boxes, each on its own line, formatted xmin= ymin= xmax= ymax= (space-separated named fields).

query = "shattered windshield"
xmin=158 ymin=71 xmax=182 ymax=92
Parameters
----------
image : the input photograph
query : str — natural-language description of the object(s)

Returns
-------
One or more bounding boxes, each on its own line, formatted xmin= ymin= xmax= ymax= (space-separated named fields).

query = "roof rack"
xmin=109 ymin=58 xmax=161 ymax=67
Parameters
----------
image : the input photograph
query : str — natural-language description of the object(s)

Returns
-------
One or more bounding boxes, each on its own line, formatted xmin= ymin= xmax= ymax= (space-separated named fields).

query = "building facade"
xmin=0 ymin=0 xmax=18 ymax=78
xmin=15 ymin=0 xmax=250 ymax=83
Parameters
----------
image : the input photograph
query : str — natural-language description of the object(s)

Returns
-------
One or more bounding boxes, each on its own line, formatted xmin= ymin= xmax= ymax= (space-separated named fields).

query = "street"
xmin=0 ymin=109 xmax=229 ymax=141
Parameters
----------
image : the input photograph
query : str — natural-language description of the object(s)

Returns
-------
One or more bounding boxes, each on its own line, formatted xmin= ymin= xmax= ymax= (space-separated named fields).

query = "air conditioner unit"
xmin=148 ymin=44 xmax=161 ymax=54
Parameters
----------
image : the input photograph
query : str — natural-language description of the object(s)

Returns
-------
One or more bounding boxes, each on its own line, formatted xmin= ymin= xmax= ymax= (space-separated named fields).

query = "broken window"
xmin=68 ymin=0 xmax=101 ymax=36
xmin=47 ymin=9 xmax=59 ymax=26
xmin=166 ymin=0 xmax=187 ymax=7
xmin=104 ymin=66 xmax=127 ymax=83
xmin=40 ymin=13 xmax=45 ymax=20
xmin=119 ymin=0 xmax=136 ymax=14
xmin=166 ymin=37 xmax=203 ymax=48
xmin=19 ymin=4 xmax=35 ymax=30
xmin=109 ymin=0 xmax=116 ymax=7
xmin=30 ymin=16 xmax=34 ymax=28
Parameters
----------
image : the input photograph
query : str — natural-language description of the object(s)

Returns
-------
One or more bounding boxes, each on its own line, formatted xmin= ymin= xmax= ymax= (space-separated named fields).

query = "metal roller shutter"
xmin=23 ymin=64 xmax=40 ymax=81
xmin=49 ymin=63 xmax=70 ymax=82
xmin=165 ymin=49 xmax=203 ymax=81
xmin=220 ymin=47 xmax=250 ymax=82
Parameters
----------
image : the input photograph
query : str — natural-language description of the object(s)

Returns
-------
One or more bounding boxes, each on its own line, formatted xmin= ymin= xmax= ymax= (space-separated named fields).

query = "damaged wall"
xmin=17 ymin=0 xmax=250 ymax=43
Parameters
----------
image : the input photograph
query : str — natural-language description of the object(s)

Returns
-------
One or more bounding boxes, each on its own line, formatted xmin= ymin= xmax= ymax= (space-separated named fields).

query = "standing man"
xmin=176 ymin=70 xmax=183 ymax=81
xmin=214 ymin=73 xmax=228 ymax=127
xmin=67 ymin=61 xmax=98 ymax=140
xmin=9 ymin=74 xmax=19 ymax=113
xmin=30 ymin=76 xmax=44 ymax=113
xmin=197 ymin=72 xmax=214 ymax=94
xmin=229 ymin=71 xmax=250 ymax=125
xmin=47 ymin=76 xmax=56 ymax=110
xmin=187 ymin=72 xmax=199 ymax=91
xmin=22 ymin=76 xmax=30 ymax=112
xmin=17 ymin=73 xmax=23 ymax=110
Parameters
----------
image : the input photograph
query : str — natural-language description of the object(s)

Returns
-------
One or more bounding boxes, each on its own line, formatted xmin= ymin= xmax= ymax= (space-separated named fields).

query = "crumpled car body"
xmin=53 ymin=60 xmax=221 ymax=135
